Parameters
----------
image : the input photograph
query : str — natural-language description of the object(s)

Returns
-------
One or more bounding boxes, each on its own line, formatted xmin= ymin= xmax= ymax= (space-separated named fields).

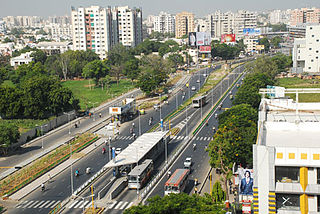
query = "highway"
xmin=9 ymin=66 xmax=213 ymax=214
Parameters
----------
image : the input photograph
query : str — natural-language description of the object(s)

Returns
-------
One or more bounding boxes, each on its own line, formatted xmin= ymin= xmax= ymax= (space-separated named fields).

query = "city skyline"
xmin=1 ymin=0 xmax=320 ymax=18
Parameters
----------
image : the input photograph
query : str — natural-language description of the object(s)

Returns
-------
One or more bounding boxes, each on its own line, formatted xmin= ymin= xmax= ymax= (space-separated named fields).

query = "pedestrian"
xmin=194 ymin=187 xmax=198 ymax=194
xmin=99 ymin=113 xmax=102 ymax=118
xmin=48 ymin=174 xmax=51 ymax=182
xmin=89 ymin=112 xmax=92 ymax=118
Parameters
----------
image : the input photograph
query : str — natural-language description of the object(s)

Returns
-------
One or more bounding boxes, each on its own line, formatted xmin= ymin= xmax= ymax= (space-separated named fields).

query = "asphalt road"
xmin=104 ymin=65 xmax=245 ymax=214
xmin=9 ymin=66 xmax=213 ymax=214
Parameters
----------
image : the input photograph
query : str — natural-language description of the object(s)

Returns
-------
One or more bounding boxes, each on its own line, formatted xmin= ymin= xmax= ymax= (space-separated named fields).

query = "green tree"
xmin=211 ymin=181 xmax=226 ymax=203
xmin=82 ymin=60 xmax=109 ymax=85
xmin=258 ymin=37 xmax=270 ymax=52
xmin=31 ymin=50 xmax=47 ymax=64
xmin=123 ymin=58 xmax=140 ymax=84
xmin=0 ymin=86 xmax=24 ymax=119
xmin=0 ymin=123 xmax=20 ymax=155
xmin=268 ymin=23 xmax=287 ymax=32
xmin=270 ymin=36 xmax=283 ymax=49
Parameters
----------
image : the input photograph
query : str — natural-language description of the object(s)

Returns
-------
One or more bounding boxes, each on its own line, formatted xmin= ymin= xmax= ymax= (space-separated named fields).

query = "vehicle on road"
xmin=128 ymin=159 xmax=154 ymax=189
xmin=109 ymin=98 xmax=137 ymax=123
xmin=191 ymin=86 xmax=196 ymax=91
xmin=184 ymin=157 xmax=192 ymax=169
xmin=153 ymin=103 xmax=160 ymax=110
xmin=192 ymin=96 xmax=206 ymax=108
xmin=196 ymin=79 xmax=200 ymax=83
xmin=164 ymin=168 xmax=190 ymax=195
xmin=115 ymin=148 xmax=122 ymax=155
xmin=230 ymin=94 xmax=233 ymax=100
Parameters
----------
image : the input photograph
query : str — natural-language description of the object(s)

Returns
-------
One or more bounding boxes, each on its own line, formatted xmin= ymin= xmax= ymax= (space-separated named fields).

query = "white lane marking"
xmin=26 ymin=201 xmax=38 ymax=208
xmin=173 ymin=136 xmax=177 ymax=139
xmin=200 ymin=137 xmax=203 ymax=140
xmin=126 ymin=202 xmax=134 ymax=209
xmin=196 ymin=137 xmax=200 ymax=140
xmin=50 ymin=201 xmax=61 ymax=208
xmin=119 ymin=201 xmax=129 ymax=209
xmin=38 ymin=200 xmax=51 ymax=208
xmin=81 ymin=201 xmax=90 ymax=208
xmin=45 ymin=201 xmax=56 ymax=208
xmin=33 ymin=201 xmax=46 ymax=208
xmin=16 ymin=201 xmax=28 ymax=208
xmin=73 ymin=201 xmax=83 ymax=208
xmin=86 ymin=202 xmax=93 ymax=208
xmin=114 ymin=201 xmax=124 ymax=209
xmin=108 ymin=201 xmax=117 ymax=209
xmin=68 ymin=200 xmax=79 ymax=208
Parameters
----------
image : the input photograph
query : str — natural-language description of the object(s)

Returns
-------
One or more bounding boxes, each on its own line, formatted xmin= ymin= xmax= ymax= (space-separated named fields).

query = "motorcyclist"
xmin=102 ymin=147 xmax=106 ymax=154
xmin=75 ymin=169 xmax=79 ymax=177
xmin=215 ymin=113 xmax=218 ymax=119
xmin=132 ymin=122 xmax=135 ymax=128
xmin=149 ymin=119 xmax=152 ymax=126
xmin=167 ymin=171 xmax=171 ymax=178
xmin=206 ymin=120 xmax=209 ymax=126
xmin=193 ymin=143 xmax=196 ymax=150
xmin=213 ymin=126 xmax=216 ymax=132
xmin=86 ymin=167 xmax=91 ymax=174
xmin=194 ymin=178 xmax=198 ymax=186
xmin=132 ymin=133 xmax=136 ymax=139
xmin=41 ymin=183 xmax=45 ymax=191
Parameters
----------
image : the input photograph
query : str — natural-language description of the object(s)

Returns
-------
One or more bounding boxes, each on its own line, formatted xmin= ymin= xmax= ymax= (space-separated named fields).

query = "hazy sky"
xmin=1 ymin=0 xmax=320 ymax=18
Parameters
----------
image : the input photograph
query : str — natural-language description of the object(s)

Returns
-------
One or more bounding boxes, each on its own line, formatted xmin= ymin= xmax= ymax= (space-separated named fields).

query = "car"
xmin=196 ymin=79 xmax=200 ymax=83
xmin=203 ymin=74 xmax=207 ymax=77
xmin=115 ymin=148 xmax=122 ymax=155
xmin=184 ymin=157 xmax=192 ymax=168
xmin=191 ymin=86 xmax=196 ymax=91
xmin=153 ymin=103 xmax=160 ymax=110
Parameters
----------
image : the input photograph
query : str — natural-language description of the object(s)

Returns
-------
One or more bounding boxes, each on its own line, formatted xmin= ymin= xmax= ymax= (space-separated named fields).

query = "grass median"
xmin=0 ymin=133 xmax=98 ymax=197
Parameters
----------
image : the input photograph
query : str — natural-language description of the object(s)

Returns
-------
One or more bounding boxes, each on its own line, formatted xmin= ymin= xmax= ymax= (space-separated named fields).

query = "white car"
xmin=196 ymin=79 xmax=200 ymax=83
xmin=184 ymin=157 xmax=192 ymax=168
xmin=191 ymin=86 xmax=196 ymax=91
xmin=115 ymin=148 xmax=122 ymax=155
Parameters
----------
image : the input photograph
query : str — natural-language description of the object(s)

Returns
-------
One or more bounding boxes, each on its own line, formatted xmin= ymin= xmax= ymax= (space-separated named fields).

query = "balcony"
xmin=275 ymin=182 xmax=303 ymax=194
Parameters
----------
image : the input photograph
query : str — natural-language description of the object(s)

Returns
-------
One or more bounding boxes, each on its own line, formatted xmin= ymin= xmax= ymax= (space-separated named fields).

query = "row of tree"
xmin=208 ymin=53 xmax=292 ymax=198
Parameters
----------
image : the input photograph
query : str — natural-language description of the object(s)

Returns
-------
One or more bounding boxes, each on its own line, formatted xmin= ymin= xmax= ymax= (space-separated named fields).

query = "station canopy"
xmin=103 ymin=131 xmax=168 ymax=168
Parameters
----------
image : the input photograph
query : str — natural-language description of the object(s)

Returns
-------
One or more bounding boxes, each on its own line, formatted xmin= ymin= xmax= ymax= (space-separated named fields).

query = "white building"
xmin=71 ymin=5 xmax=142 ymax=59
xmin=207 ymin=10 xmax=257 ymax=40
xmin=0 ymin=42 xmax=14 ymax=56
xmin=46 ymin=23 xmax=72 ymax=41
xmin=36 ymin=41 xmax=71 ymax=55
xmin=292 ymin=24 xmax=320 ymax=74
xmin=196 ymin=18 xmax=210 ymax=32
xmin=243 ymin=37 xmax=259 ymax=53
xmin=10 ymin=51 xmax=34 ymax=68
xmin=254 ymin=93 xmax=320 ymax=214
xmin=116 ymin=6 xmax=143 ymax=48
xmin=153 ymin=12 xmax=175 ymax=34
xmin=269 ymin=10 xmax=291 ymax=25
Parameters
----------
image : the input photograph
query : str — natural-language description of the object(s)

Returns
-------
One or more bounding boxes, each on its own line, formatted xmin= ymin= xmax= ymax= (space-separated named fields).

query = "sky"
xmin=1 ymin=0 xmax=320 ymax=18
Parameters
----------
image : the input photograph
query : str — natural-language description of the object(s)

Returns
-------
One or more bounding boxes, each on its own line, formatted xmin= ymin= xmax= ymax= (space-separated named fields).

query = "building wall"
xmin=290 ymin=8 xmax=320 ymax=26
xmin=175 ymin=11 xmax=194 ymax=38
xmin=153 ymin=12 xmax=175 ymax=34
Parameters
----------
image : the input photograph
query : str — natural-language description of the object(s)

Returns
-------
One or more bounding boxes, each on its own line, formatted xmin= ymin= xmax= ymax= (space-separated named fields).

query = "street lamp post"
xmin=138 ymin=106 xmax=141 ymax=136
xmin=70 ymin=143 xmax=74 ymax=196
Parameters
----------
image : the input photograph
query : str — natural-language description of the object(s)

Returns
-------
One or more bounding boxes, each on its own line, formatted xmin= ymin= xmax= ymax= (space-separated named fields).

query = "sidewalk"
xmin=0 ymin=89 xmax=140 ymax=181
xmin=10 ymin=138 xmax=106 ymax=201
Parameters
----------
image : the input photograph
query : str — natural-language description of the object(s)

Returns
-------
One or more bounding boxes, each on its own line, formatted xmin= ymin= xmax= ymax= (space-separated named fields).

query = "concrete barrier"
xmin=97 ymin=177 xmax=116 ymax=200
xmin=109 ymin=177 xmax=128 ymax=200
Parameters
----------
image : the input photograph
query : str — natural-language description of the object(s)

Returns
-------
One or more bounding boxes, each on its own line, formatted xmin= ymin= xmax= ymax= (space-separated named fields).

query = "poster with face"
xmin=240 ymin=170 xmax=253 ymax=195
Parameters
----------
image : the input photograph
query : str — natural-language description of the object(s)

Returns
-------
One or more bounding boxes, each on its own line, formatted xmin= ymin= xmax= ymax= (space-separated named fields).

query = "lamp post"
xmin=70 ymin=143 xmax=74 ymax=196
xmin=138 ymin=105 xmax=141 ymax=136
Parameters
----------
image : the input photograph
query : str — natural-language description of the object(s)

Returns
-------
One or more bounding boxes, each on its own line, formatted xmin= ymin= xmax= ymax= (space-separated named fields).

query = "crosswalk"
xmin=171 ymin=136 xmax=213 ymax=141
xmin=108 ymin=201 xmax=134 ymax=210
xmin=114 ymin=135 xmax=135 ymax=140
xmin=15 ymin=200 xmax=61 ymax=209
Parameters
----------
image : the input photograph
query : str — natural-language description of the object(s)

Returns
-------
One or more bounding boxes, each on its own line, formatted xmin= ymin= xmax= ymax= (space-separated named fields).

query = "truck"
xmin=109 ymin=98 xmax=137 ymax=123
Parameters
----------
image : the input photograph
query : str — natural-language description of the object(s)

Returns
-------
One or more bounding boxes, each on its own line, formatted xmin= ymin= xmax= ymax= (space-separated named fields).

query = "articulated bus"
xmin=192 ymin=96 xmax=206 ymax=108
xmin=164 ymin=169 xmax=190 ymax=195
xmin=128 ymin=159 xmax=154 ymax=189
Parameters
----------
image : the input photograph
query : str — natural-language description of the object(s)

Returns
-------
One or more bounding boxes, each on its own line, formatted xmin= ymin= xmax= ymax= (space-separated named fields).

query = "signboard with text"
xmin=243 ymin=28 xmax=261 ymax=36
xmin=221 ymin=34 xmax=236 ymax=43
xmin=199 ymin=46 xmax=211 ymax=53
xmin=189 ymin=32 xmax=211 ymax=47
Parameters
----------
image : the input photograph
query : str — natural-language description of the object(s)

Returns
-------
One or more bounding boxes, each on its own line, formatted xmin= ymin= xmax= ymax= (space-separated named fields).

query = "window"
xmin=317 ymin=51 xmax=319 ymax=53
xmin=312 ymin=35 xmax=315 ymax=37
xmin=317 ymin=39 xmax=319 ymax=42
xmin=312 ymin=59 xmax=314 ymax=62
xmin=309 ymin=67 xmax=311 ymax=69
xmin=275 ymin=166 xmax=299 ymax=183
xmin=276 ymin=194 xmax=300 ymax=211
xmin=309 ymin=48 xmax=312 ymax=50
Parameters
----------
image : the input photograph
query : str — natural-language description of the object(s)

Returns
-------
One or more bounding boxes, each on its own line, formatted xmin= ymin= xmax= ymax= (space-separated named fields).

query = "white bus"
xmin=128 ymin=159 xmax=153 ymax=189
xmin=164 ymin=169 xmax=190 ymax=195
xmin=192 ymin=96 xmax=206 ymax=108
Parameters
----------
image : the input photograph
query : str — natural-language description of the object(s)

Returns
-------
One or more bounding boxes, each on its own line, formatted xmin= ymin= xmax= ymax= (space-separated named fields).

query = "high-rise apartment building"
xmin=71 ymin=6 xmax=142 ymax=59
xmin=175 ymin=11 xmax=194 ymax=38
xmin=153 ymin=12 xmax=175 ymax=34
xmin=269 ymin=9 xmax=291 ymax=25
xmin=207 ymin=10 xmax=257 ymax=39
xmin=290 ymin=8 xmax=320 ymax=26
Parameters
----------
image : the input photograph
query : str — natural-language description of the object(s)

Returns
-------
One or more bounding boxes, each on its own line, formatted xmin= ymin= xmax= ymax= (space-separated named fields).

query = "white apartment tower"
xmin=153 ymin=12 xmax=175 ymax=34
xmin=71 ymin=6 xmax=142 ymax=59
xmin=234 ymin=10 xmax=257 ymax=38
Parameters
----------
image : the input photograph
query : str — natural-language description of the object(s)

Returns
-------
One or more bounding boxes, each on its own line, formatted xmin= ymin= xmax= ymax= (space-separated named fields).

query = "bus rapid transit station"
xmin=103 ymin=131 xmax=169 ymax=178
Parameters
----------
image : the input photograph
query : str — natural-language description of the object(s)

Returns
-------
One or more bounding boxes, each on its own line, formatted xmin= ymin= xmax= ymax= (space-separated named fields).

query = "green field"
xmin=277 ymin=77 xmax=320 ymax=102
xmin=62 ymin=79 xmax=135 ymax=110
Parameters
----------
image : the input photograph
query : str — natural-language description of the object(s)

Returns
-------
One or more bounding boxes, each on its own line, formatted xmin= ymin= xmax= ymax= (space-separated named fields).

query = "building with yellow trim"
xmin=254 ymin=97 xmax=320 ymax=213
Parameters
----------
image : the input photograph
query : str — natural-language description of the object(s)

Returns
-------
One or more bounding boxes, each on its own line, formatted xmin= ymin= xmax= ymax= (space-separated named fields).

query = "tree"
xmin=211 ymin=181 xmax=226 ymax=203
xmin=211 ymin=43 xmax=241 ymax=61
xmin=124 ymin=193 xmax=225 ymax=214
xmin=123 ymin=58 xmax=140 ymax=84
xmin=268 ymin=23 xmax=287 ymax=32
xmin=270 ymin=36 xmax=283 ymax=49
xmin=110 ymin=64 xmax=124 ymax=85
xmin=31 ymin=50 xmax=47 ymax=64
xmin=0 ymin=86 xmax=24 ymax=119
xmin=258 ymin=37 xmax=270 ymax=52
xmin=82 ymin=60 xmax=109 ymax=85
xmin=0 ymin=123 xmax=20 ymax=155
xmin=99 ymin=75 xmax=111 ymax=91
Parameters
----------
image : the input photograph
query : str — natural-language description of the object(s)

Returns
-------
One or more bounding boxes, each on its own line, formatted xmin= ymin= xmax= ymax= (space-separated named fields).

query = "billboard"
xmin=199 ymin=45 xmax=211 ymax=53
xmin=221 ymin=34 xmax=236 ymax=43
xmin=189 ymin=32 xmax=211 ymax=47
xmin=243 ymin=28 xmax=261 ymax=36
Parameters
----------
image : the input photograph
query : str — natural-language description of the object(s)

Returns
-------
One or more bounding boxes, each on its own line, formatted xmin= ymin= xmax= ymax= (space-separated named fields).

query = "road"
xmin=103 ymin=65 xmax=245 ymax=214
xmin=8 ymin=66 xmax=214 ymax=214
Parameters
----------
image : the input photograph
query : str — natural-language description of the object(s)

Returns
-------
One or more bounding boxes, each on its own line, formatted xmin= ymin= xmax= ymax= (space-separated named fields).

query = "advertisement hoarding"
xmin=243 ymin=28 xmax=261 ymax=36
xmin=199 ymin=45 xmax=211 ymax=53
xmin=221 ymin=34 xmax=236 ymax=43
xmin=189 ymin=32 xmax=211 ymax=47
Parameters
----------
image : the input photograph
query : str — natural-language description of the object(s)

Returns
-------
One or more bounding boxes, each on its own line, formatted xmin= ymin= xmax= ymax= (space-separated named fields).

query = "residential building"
xmin=292 ymin=24 xmax=320 ymax=74
xmin=0 ymin=20 xmax=6 ymax=34
xmin=153 ymin=12 xmax=175 ymax=34
xmin=254 ymin=94 xmax=320 ymax=214
xmin=175 ymin=11 xmax=194 ymax=38
xmin=10 ymin=51 xmax=34 ymax=68
xmin=243 ymin=37 xmax=259 ymax=53
xmin=46 ymin=23 xmax=72 ymax=41
xmin=195 ymin=18 xmax=210 ymax=32
xmin=71 ymin=5 xmax=142 ymax=58
xmin=0 ymin=42 xmax=14 ymax=56
xmin=290 ymin=8 xmax=320 ymax=26
xmin=36 ymin=41 xmax=72 ymax=55
xmin=207 ymin=10 xmax=257 ymax=39
xmin=116 ymin=6 xmax=143 ymax=48
xmin=289 ymin=24 xmax=306 ymax=39
xmin=269 ymin=9 xmax=291 ymax=25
